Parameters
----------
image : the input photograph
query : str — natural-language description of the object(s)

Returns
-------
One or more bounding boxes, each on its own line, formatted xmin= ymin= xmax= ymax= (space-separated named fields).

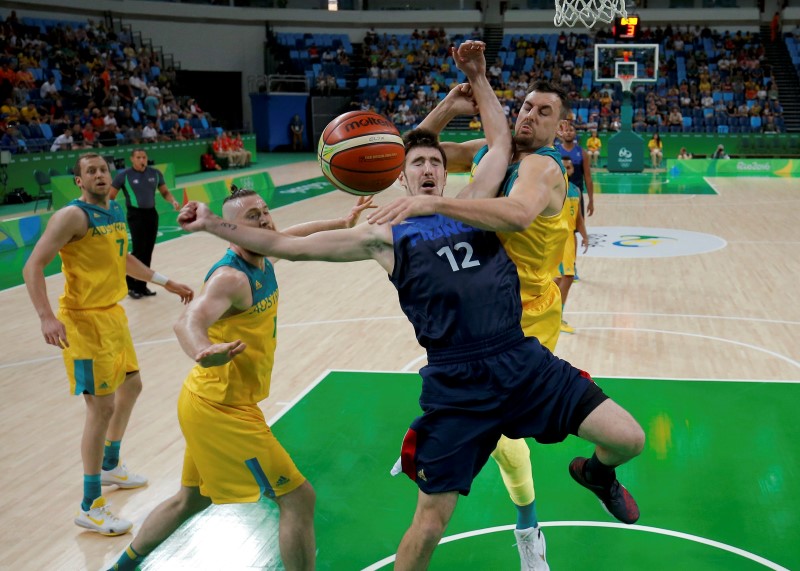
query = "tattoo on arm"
xmin=220 ymin=222 xmax=238 ymax=230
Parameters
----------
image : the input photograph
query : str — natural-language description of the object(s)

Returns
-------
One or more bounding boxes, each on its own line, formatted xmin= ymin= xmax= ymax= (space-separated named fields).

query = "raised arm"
xmin=418 ymin=82 xmax=486 ymax=172
xmin=174 ymin=267 xmax=249 ymax=367
xmin=452 ymin=41 xmax=512 ymax=199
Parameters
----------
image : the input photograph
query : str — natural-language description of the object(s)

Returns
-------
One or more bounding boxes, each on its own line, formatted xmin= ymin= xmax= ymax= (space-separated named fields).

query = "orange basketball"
xmin=317 ymin=111 xmax=405 ymax=196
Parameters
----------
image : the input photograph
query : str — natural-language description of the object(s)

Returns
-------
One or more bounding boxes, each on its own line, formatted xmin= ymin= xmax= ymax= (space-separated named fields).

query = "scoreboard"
xmin=613 ymin=15 xmax=641 ymax=41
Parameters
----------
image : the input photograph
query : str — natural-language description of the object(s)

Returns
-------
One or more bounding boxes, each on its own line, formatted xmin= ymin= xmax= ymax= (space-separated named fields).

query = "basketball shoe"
xmin=560 ymin=320 xmax=575 ymax=334
xmin=75 ymin=496 xmax=133 ymax=536
xmin=569 ymin=457 xmax=639 ymax=524
xmin=515 ymin=527 xmax=549 ymax=571
xmin=101 ymin=463 xmax=148 ymax=489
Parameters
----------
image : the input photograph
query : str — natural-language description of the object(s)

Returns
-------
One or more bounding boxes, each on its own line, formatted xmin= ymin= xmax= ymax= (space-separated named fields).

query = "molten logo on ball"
xmin=344 ymin=115 xmax=394 ymax=133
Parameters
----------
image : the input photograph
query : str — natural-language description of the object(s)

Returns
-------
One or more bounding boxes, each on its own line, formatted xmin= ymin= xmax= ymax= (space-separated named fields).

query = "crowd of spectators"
xmin=0 ymin=11 xmax=217 ymax=155
xmin=353 ymin=25 xmax=786 ymax=135
xmin=353 ymin=27 xmax=480 ymax=127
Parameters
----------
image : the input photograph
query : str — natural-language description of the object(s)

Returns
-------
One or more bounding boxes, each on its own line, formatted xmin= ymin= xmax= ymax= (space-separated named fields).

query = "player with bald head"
xmin=107 ymin=189 xmax=374 ymax=571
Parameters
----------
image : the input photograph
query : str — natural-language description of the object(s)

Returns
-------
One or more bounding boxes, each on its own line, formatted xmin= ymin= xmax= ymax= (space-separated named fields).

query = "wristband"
xmin=151 ymin=272 xmax=169 ymax=286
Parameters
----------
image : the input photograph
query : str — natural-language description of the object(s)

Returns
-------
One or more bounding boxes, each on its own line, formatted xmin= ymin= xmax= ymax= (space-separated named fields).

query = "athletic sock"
xmin=110 ymin=545 xmax=142 ymax=571
xmin=102 ymin=439 xmax=121 ymax=471
xmin=516 ymin=499 xmax=539 ymax=530
xmin=81 ymin=474 xmax=102 ymax=511
xmin=585 ymin=452 xmax=616 ymax=487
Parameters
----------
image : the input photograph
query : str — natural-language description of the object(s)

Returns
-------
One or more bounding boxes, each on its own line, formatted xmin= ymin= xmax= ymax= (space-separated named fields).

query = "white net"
xmin=554 ymin=0 xmax=627 ymax=28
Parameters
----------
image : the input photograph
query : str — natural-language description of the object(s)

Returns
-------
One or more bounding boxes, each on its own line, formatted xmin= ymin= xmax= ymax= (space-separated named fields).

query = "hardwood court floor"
xmin=0 ymin=161 xmax=797 ymax=570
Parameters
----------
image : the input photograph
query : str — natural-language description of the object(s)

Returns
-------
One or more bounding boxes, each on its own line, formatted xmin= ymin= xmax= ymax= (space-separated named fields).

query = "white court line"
xmin=360 ymin=521 xmax=791 ymax=571
xmin=3 ymin=313 xmax=799 ymax=371
xmin=401 ymin=354 xmax=427 ymax=372
xmin=579 ymin=326 xmax=800 ymax=370
xmin=566 ymin=310 xmax=800 ymax=327
xmin=267 ymin=368 xmax=333 ymax=425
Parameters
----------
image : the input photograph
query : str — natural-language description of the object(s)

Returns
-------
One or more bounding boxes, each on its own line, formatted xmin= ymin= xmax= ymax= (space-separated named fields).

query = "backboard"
xmin=594 ymin=43 xmax=659 ymax=89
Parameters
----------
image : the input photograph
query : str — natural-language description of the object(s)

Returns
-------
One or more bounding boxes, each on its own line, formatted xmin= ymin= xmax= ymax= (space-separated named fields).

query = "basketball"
xmin=317 ymin=111 xmax=405 ymax=196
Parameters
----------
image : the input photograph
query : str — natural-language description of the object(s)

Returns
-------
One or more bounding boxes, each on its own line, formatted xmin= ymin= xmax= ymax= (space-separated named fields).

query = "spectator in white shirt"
xmin=50 ymin=131 xmax=73 ymax=152
xmin=142 ymin=121 xmax=158 ymax=142
xmin=40 ymin=77 xmax=58 ymax=99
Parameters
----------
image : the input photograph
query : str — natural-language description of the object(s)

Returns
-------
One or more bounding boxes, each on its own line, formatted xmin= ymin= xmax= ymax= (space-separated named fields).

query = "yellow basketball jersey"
xmin=59 ymin=200 xmax=128 ymax=310
xmin=472 ymin=146 xmax=569 ymax=303
xmin=563 ymin=182 xmax=581 ymax=233
xmin=183 ymin=250 xmax=279 ymax=405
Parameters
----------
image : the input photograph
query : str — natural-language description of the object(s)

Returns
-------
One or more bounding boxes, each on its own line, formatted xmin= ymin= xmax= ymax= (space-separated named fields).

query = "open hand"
xmin=344 ymin=196 xmax=377 ymax=228
xmin=196 ymin=339 xmax=247 ymax=368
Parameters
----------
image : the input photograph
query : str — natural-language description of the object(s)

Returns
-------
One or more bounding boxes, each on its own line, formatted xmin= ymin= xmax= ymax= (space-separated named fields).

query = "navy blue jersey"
xmin=555 ymin=142 xmax=585 ymax=191
xmin=390 ymin=214 xmax=522 ymax=353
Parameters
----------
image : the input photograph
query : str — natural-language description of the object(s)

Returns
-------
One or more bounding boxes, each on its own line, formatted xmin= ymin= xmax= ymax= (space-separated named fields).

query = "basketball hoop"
xmin=618 ymin=74 xmax=635 ymax=93
xmin=554 ymin=0 xmax=627 ymax=28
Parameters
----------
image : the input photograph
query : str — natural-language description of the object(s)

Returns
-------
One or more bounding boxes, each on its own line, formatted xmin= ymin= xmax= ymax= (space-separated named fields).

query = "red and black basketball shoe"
xmin=569 ymin=457 xmax=640 ymax=524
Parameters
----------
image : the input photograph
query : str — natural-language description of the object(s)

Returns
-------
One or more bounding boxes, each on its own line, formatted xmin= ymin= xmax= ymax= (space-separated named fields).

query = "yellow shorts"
xmin=557 ymin=233 xmax=577 ymax=277
xmin=178 ymin=387 xmax=305 ymax=504
xmin=520 ymin=281 xmax=562 ymax=352
xmin=59 ymin=305 xmax=139 ymax=396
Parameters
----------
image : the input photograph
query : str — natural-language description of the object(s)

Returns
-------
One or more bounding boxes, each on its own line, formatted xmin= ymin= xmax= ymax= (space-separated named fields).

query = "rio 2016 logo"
xmin=585 ymin=227 xmax=726 ymax=258
xmin=618 ymin=147 xmax=633 ymax=159
xmin=612 ymin=234 xmax=677 ymax=247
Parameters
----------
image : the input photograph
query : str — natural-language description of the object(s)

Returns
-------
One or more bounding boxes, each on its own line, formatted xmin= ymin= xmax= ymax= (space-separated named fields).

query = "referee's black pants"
xmin=126 ymin=206 xmax=159 ymax=293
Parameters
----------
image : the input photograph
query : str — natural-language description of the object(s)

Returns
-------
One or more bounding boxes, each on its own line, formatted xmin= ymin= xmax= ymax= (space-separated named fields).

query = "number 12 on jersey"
xmin=437 ymin=242 xmax=481 ymax=272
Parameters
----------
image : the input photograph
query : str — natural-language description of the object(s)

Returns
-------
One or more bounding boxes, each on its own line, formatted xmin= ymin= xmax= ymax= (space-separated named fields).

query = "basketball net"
xmin=618 ymin=74 xmax=635 ymax=93
xmin=554 ymin=0 xmax=627 ymax=28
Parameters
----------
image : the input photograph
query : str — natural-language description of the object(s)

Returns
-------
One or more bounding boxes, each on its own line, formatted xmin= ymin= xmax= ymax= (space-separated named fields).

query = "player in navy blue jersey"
xmin=179 ymin=47 xmax=643 ymax=571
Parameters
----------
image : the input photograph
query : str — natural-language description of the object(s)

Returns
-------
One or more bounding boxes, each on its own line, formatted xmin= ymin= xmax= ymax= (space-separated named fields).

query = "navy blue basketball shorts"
xmin=399 ymin=336 xmax=608 ymax=496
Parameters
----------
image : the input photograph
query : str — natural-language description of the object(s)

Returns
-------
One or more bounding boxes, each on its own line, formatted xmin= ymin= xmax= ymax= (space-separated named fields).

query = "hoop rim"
xmin=618 ymin=74 xmax=635 ymax=92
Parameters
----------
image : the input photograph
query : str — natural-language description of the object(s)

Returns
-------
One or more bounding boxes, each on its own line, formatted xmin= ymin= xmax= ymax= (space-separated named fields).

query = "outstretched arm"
xmin=282 ymin=196 xmax=375 ymax=236
xmin=174 ymin=267 xmax=248 ymax=367
xmin=180 ymin=202 xmax=394 ymax=270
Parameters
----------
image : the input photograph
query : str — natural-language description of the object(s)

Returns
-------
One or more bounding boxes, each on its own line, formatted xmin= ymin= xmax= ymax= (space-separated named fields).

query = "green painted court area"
xmin=144 ymin=372 xmax=798 ymax=571
xmin=593 ymin=172 xmax=718 ymax=195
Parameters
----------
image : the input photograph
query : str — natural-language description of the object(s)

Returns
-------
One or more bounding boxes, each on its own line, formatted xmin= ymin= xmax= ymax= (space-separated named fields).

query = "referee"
xmin=110 ymin=148 xmax=180 ymax=299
